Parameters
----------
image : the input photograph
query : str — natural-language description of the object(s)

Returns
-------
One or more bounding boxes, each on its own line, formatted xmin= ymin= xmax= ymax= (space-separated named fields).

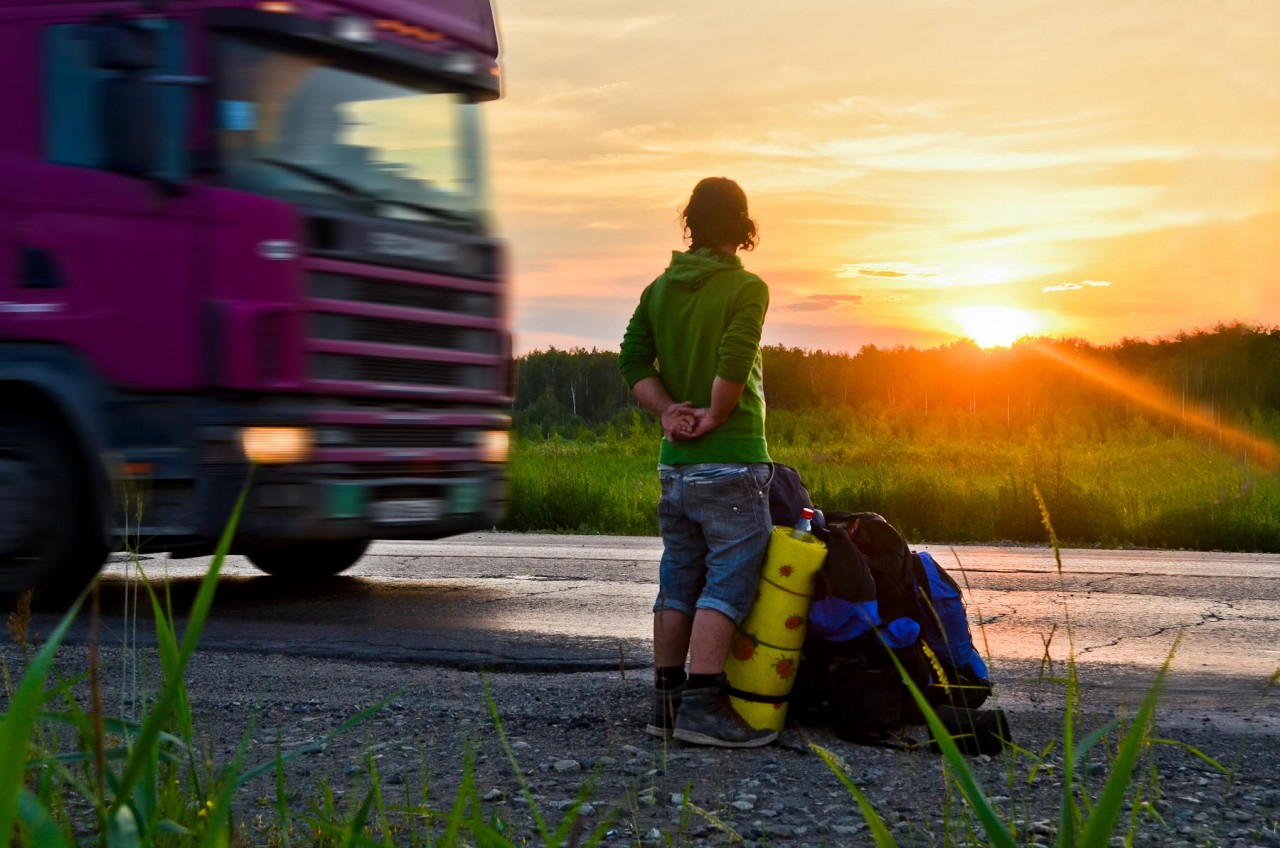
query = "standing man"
xmin=618 ymin=177 xmax=776 ymax=748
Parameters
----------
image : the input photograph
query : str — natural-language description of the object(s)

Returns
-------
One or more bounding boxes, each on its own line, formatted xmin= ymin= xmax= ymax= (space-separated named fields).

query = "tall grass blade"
xmin=575 ymin=809 xmax=618 ymax=848
xmin=1056 ymin=656 xmax=1079 ymax=847
xmin=1148 ymin=738 xmax=1230 ymax=774
xmin=274 ymin=744 xmax=293 ymax=848
xmin=683 ymin=801 xmax=744 ymax=844
xmin=16 ymin=789 xmax=71 ymax=847
xmin=1071 ymin=717 xmax=1121 ymax=769
xmin=811 ymin=744 xmax=898 ymax=847
xmin=233 ymin=693 xmax=396 ymax=789
xmin=340 ymin=786 xmax=378 ymax=848
xmin=482 ymin=678 xmax=552 ymax=845
xmin=442 ymin=751 xmax=477 ymax=848
xmin=197 ymin=723 xmax=255 ymax=848
xmin=0 ymin=588 xmax=86 ymax=841
xmin=368 ymin=756 xmax=393 ymax=845
xmin=107 ymin=803 xmax=141 ymax=848
xmin=113 ymin=487 xmax=247 ymax=809
xmin=887 ymin=651 xmax=1019 ymax=848
xmin=1077 ymin=632 xmax=1180 ymax=847
xmin=138 ymin=563 xmax=194 ymax=745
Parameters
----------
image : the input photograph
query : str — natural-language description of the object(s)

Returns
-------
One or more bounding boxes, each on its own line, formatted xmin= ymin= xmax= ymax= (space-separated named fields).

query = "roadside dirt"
xmin=12 ymin=644 xmax=1278 ymax=847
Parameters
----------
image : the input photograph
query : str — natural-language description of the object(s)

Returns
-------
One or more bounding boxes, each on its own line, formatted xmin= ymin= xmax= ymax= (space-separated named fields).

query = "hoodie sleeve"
xmin=716 ymin=275 xmax=769 ymax=384
xmin=618 ymin=284 xmax=661 ymax=389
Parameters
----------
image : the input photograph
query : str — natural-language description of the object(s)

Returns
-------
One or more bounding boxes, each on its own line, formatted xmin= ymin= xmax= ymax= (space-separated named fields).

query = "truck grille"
xmin=313 ymin=354 xmax=493 ymax=390
xmin=310 ymin=272 xmax=496 ymax=318
xmin=304 ymin=262 xmax=505 ymax=398
xmin=312 ymin=313 xmax=496 ymax=354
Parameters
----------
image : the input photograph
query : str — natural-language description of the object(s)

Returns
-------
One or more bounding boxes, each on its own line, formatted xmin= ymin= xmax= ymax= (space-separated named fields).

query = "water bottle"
xmin=792 ymin=507 xmax=817 ymax=542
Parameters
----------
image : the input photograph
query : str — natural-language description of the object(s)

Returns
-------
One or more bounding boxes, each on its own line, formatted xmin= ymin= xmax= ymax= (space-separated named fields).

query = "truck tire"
xmin=247 ymin=539 xmax=371 ymax=579
xmin=0 ymin=411 xmax=108 ymax=597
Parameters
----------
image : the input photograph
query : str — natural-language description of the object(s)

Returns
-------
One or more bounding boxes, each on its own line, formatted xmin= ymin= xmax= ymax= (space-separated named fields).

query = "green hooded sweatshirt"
xmin=619 ymin=249 xmax=771 ymax=465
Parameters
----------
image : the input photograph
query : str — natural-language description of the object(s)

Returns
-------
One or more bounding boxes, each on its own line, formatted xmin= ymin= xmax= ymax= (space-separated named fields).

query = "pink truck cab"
xmin=0 ymin=0 xmax=511 ymax=592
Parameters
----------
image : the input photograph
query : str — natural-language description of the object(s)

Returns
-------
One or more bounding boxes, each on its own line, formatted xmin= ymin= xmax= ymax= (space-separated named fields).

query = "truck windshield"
xmin=216 ymin=36 xmax=488 ymax=229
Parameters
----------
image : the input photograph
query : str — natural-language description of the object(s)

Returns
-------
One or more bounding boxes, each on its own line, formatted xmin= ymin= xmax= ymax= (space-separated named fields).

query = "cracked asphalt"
xmin=61 ymin=533 xmax=1279 ymax=730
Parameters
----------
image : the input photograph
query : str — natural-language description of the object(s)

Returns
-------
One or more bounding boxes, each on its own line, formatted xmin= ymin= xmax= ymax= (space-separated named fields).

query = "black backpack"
xmin=768 ymin=466 xmax=1008 ymax=751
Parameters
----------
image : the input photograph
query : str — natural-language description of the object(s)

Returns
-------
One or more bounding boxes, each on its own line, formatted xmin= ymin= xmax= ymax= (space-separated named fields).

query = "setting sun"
xmin=951 ymin=306 xmax=1042 ymax=348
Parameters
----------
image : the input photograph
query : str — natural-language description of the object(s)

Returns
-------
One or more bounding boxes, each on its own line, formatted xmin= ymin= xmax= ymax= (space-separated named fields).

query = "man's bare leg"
xmin=653 ymin=608 xmax=693 ymax=668
xmin=688 ymin=608 xmax=735 ymax=674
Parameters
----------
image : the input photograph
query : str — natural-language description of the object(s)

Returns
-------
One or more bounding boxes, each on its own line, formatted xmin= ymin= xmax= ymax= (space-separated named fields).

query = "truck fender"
xmin=0 ymin=347 xmax=114 ymax=546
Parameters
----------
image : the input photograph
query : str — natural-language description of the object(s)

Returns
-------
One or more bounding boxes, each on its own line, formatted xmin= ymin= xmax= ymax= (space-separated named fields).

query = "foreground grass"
xmin=2 ymin=615 xmax=1248 ymax=847
xmin=507 ymin=411 xmax=1280 ymax=550
xmin=0 ymin=492 xmax=613 ymax=846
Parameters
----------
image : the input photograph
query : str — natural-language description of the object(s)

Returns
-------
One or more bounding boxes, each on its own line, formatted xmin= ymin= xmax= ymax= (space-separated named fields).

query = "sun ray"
xmin=1030 ymin=341 xmax=1280 ymax=468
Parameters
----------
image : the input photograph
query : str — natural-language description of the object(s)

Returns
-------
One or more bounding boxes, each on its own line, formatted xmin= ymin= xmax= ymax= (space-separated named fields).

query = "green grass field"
xmin=506 ymin=410 xmax=1280 ymax=551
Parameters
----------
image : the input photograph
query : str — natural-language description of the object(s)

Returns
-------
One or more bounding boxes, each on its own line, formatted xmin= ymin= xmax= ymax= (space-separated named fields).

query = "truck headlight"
xmin=478 ymin=430 xmax=509 ymax=463
xmin=333 ymin=15 xmax=374 ymax=43
xmin=241 ymin=427 xmax=313 ymax=464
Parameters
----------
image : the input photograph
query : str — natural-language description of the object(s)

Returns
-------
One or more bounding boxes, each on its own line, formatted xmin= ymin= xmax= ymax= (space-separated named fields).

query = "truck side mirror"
xmin=89 ymin=23 xmax=176 ymax=182
xmin=101 ymin=77 xmax=161 ymax=177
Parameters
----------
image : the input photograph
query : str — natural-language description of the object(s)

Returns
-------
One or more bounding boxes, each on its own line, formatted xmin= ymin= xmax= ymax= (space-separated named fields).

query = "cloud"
xmin=1042 ymin=279 xmax=1114 ymax=293
xmin=836 ymin=262 xmax=942 ymax=280
xmin=780 ymin=302 xmax=836 ymax=313
xmin=779 ymin=293 xmax=865 ymax=313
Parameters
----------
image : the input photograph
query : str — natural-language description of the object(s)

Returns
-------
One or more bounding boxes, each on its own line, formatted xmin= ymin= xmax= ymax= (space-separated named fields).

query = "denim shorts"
xmin=653 ymin=462 xmax=773 ymax=624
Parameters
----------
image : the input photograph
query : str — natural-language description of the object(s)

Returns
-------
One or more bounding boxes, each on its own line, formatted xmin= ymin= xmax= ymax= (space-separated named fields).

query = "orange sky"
xmin=487 ymin=1 xmax=1280 ymax=355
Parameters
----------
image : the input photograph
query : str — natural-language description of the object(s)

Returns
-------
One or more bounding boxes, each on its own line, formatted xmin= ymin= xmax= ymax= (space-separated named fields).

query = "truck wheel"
xmin=0 ymin=412 xmax=108 ymax=596
xmin=248 ymin=540 xmax=371 ymax=579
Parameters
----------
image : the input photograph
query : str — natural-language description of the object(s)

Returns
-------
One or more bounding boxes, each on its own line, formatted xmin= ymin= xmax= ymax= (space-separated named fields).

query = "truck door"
xmin=10 ymin=19 xmax=202 ymax=390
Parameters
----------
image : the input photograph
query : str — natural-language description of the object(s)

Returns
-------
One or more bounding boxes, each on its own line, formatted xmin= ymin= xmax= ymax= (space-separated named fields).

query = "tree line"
xmin=512 ymin=323 xmax=1280 ymax=442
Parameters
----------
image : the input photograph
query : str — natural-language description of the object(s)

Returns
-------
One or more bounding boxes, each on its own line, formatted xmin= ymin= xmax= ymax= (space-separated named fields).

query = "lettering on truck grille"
xmin=368 ymin=232 xmax=459 ymax=265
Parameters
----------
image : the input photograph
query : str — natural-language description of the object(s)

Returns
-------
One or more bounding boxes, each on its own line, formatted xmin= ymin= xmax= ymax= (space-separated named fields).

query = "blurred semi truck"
xmin=0 ymin=0 xmax=512 ymax=592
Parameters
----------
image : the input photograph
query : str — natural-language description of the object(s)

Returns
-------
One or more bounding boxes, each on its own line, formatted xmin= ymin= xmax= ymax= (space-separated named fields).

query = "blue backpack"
xmin=912 ymin=550 xmax=991 ymax=707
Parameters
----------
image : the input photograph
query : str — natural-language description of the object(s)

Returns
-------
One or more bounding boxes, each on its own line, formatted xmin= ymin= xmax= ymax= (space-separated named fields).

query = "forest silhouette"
xmin=513 ymin=323 xmax=1280 ymax=453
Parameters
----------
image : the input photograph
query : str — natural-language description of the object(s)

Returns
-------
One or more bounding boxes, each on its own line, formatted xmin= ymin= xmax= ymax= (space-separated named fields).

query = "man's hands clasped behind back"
xmin=661 ymin=402 xmax=724 ymax=443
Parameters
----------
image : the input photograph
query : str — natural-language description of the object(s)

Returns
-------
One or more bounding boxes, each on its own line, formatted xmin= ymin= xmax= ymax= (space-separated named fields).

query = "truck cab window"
xmin=216 ymin=35 xmax=489 ymax=230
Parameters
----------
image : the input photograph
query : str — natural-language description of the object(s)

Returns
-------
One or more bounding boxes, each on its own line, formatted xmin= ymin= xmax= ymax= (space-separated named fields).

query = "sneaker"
xmin=673 ymin=681 xmax=778 ymax=748
xmin=645 ymin=683 xmax=684 ymax=738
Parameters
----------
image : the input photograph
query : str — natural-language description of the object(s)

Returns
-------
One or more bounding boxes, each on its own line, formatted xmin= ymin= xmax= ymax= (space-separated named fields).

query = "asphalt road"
xmin=55 ymin=534 xmax=1280 ymax=730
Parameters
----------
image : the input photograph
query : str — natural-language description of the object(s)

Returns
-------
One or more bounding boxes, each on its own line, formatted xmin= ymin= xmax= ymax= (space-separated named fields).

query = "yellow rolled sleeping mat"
xmin=724 ymin=527 xmax=827 ymax=731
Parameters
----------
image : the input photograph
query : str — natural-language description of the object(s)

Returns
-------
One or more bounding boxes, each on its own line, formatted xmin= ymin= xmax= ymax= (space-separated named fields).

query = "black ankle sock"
xmin=655 ymin=666 xmax=687 ymax=690
xmin=686 ymin=673 xmax=720 ymax=690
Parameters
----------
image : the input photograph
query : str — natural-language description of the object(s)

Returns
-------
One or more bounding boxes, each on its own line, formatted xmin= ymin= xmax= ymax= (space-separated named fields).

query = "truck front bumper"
xmin=170 ymin=462 xmax=508 ymax=556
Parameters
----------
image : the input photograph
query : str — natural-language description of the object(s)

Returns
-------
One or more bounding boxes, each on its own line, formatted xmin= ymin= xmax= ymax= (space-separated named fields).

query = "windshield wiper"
xmin=257 ymin=157 xmax=475 ymax=226
xmin=256 ymin=157 xmax=378 ymax=208
xmin=374 ymin=196 xmax=476 ymax=227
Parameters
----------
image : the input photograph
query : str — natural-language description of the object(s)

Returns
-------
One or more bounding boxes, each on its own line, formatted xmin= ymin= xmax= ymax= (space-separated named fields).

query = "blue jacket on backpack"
xmin=914 ymin=551 xmax=989 ymax=684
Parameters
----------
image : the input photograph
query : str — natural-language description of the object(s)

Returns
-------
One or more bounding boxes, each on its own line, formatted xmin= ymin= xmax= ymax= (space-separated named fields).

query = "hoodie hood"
xmin=663 ymin=248 xmax=743 ymax=291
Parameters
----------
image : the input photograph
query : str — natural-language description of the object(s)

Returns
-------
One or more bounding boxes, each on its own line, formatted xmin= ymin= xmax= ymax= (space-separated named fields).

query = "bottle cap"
xmin=801 ymin=507 xmax=814 ymax=520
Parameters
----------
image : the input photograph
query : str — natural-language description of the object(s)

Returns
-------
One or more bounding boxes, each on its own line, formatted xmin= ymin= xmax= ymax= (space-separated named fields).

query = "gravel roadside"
xmin=18 ymin=645 xmax=1277 ymax=847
